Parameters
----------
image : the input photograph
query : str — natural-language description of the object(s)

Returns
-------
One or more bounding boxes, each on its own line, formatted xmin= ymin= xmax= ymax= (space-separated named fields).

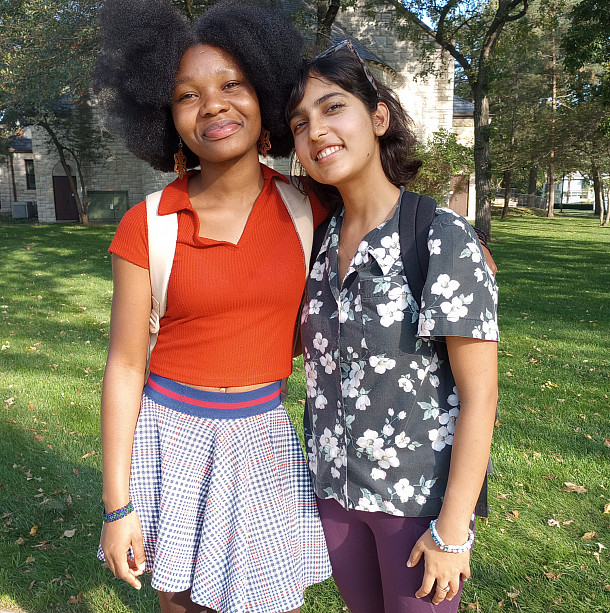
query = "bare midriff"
xmin=175 ymin=381 xmax=275 ymax=393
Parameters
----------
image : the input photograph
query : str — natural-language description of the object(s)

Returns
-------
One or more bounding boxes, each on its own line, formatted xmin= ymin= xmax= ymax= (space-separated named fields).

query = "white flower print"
xmin=419 ymin=311 xmax=436 ymax=334
xmin=369 ymin=354 xmax=397 ymax=374
xmin=439 ymin=408 xmax=460 ymax=434
xmin=382 ymin=424 xmax=395 ymax=436
xmin=310 ymin=260 xmax=325 ymax=281
xmin=431 ymin=274 xmax=460 ymax=299
xmin=371 ymin=467 xmax=387 ymax=481
xmin=440 ymin=296 xmax=470 ymax=322
xmin=394 ymin=479 xmax=415 ymax=503
xmin=331 ymin=466 xmax=341 ymax=479
xmin=414 ymin=494 xmax=427 ymax=506
xmin=356 ymin=429 xmax=384 ymax=456
xmin=398 ymin=375 xmax=414 ymax=393
xmin=429 ymin=373 xmax=440 ymax=388
xmin=447 ymin=386 xmax=459 ymax=407
xmin=320 ymin=352 xmax=337 ymax=374
xmin=474 ymin=267 xmax=484 ymax=282
xmin=338 ymin=295 xmax=351 ymax=323
xmin=381 ymin=232 xmax=401 ymax=256
xmin=388 ymin=408 xmax=395 ymax=416
xmin=377 ymin=447 xmax=399 ymax=469
xmin=428 ymin=426 xmax=453 ymax=452
xmin=388 ymin=284 xmax=409 ymax=310
xmin=353 ymin=241 xmax=370 ymax=267
xmin=314 ymin=392 xmax=327 ymax=409
xmin=320 ymin=428 xmax=339 ymax=454
xmin=395 ymin=432 xmax=411 ymax=448
xmin=428 ymin=238 xmax=441 ymax=255
xmin=377 ymin=300 xmax=405 ymax=328
xmin=313 ymin=332 xmax=328 ymax=353
xmin=305 ymin=362 xmax=318 ymax=398
xmin=353 ymin=293 xmax=362 ymax=313
xmin=309 ymin=297 xmax=323 ymax=315
xmin=356 ymin=495 xmax=382 ymax=512
xmin=381 ymin=500 xmax=402 ymax=516
xmin=355 ymin=392 xmax=371 ymax=411
xmin=398 ymin=411 xmax=407 ymax=420
xmin=334 ymin=423 xmax=344 ymax=436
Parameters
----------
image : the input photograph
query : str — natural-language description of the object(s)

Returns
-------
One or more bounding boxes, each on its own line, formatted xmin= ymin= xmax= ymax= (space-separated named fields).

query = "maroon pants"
xmin=317 ymin=497 xmax=464 ymax=613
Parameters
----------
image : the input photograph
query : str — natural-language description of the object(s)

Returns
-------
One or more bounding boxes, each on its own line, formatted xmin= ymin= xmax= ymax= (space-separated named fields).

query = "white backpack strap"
xmin=146 ymin=189 xmax=178 ymax=369
xmin=275 ymin=178 xmax=314 ymax=277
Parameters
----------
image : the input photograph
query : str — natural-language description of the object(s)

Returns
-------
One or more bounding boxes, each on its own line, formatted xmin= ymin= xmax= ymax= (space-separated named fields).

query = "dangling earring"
xmin=257 ymin=128 xmax=271 ymax=157
xmin=174 ymin=137 xmax=187 ymax=179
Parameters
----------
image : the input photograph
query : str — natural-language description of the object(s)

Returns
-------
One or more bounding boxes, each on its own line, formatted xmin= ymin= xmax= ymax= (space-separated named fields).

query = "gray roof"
xmin=453 ymin=96 xmax=475 ymax=117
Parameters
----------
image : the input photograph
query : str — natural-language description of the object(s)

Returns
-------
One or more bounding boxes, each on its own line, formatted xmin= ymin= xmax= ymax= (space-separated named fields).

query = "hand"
xmin=100 ymin=511 xmax=146 ymax=590
xmin=407 ymin=529 xmax=471 ymax=604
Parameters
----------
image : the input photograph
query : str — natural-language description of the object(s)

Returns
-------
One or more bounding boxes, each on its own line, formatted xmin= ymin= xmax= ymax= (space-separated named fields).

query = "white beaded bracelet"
xmin=429 ymin=518 xmax=475 ymax=554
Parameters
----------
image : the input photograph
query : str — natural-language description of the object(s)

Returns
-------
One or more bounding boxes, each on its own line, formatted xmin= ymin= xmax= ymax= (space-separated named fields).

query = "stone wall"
xmin=0 ymin=153 xmax=38 ymax=216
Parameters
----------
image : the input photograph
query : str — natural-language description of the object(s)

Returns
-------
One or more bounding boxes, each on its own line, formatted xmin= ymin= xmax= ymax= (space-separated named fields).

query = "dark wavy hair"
xmin=94 ymin=0 xmax=305 ymax=171
xmin=286 ymin=48 xmax=422 ymax=211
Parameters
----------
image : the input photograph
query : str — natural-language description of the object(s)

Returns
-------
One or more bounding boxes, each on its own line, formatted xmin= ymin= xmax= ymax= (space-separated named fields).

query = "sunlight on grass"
xmin=1 ymin=213 xmax=608 ymax=612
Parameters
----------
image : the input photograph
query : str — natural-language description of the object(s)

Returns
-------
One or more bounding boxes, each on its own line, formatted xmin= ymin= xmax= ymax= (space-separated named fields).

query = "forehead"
xmin=176 ymin=44 xmax=247 ymax=81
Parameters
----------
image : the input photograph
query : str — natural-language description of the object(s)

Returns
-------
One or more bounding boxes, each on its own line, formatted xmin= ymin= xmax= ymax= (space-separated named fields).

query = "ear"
xmin=372 ymin=102 xmax=390 ymax=137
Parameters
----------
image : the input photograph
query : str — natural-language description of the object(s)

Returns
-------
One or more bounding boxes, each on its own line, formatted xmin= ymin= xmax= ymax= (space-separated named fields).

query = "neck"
xmin=340 ymin=179 xmax=401 ymax=230
xmin=190 ymin=149 xmax=263 ymax=206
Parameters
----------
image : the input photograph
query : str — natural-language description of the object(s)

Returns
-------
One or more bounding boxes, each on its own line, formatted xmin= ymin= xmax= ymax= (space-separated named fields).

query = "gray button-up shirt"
xmin=302 ymin=201 xmax=499 ymax=517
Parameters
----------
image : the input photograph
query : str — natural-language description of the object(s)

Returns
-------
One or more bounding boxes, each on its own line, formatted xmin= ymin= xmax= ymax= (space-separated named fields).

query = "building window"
xmin=25 ymin=159 xmax=36 ymax=190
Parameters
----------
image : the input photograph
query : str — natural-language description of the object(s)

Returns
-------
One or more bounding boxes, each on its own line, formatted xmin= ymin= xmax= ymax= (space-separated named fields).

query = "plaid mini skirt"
xmin=98 ymin=374 xmax=331 ymax=612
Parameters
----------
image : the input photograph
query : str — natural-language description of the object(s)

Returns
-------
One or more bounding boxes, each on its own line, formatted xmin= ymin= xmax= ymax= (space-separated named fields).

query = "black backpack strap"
xmin=399 ymin=190 xmax=437 ymax=308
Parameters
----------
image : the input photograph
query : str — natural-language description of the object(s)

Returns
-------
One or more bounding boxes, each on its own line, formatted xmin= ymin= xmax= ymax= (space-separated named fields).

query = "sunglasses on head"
xmin=314 ymin=39 xmax=379 ymax=96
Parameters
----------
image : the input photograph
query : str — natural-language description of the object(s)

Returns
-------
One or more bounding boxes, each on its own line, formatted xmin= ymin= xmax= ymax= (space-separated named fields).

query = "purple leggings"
xmin=317 ymin=497 xmax=464 ymax=613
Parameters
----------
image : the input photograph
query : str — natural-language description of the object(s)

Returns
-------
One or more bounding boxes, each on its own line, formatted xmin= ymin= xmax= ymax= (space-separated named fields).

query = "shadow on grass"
xmin=0 ymin=421 xmax=159 ymax=613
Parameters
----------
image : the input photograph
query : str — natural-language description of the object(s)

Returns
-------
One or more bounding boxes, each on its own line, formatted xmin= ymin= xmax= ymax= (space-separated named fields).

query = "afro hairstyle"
xmin=94 ymin=0 xmax=305 ymax=171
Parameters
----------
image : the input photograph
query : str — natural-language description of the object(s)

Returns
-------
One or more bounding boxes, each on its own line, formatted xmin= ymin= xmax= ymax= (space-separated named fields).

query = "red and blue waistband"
xmin=144 ymin=373 xmax=282 ymax=419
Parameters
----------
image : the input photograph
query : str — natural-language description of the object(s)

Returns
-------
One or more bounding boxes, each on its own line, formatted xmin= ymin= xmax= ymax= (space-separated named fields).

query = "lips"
xmin=203 ymin=119 xmax=241 ymax=139
xmin=315 ymin=145 xmax=344 ymax=161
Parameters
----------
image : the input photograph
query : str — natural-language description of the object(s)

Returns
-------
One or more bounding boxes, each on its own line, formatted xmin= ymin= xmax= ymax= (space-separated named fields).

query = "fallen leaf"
xmin=81 ymin=451 xmax=95 ymax=459
xmin=15 ymin=537 xmax=25 ymax=545
xmin=603 ymin=584 xmax=610 ymax=591
xmin=561 ymin=482 xmax=587 ymax=494
xmin=511 ymin=510 xmax=520 ymax=519
xmin=593 ymin=552 xmax=600 ymax=565
xmin=25 ymin=556 xmax=35 ymax=564
xmin=32 ymin=433 xmax=45 ymax=441
xmin=29 ymin=580 xmax=36 ymax=590
xmin=507 ymin=588 xmax=520 ymax=599
xmin=582 ymin=531 xmax=597 ymax=540
xmin=29 ymin=525 xmax=38 ymax=537
xmin=561 ymin=520 xmax=574 ymax=525
xmin=544 ymin=572 xmax=563 ymax=579
xmin=604 ymin=437 xmax=610 ymax=448
xmin=598 ymin=543 xmax=607 ymax=552
xmin=62 ymin=529 xmax=76 ymax=538
xmin=603 ymin=503 xmax=610 ymax=514
xmin=547 ymin=518 xmax=560 ymax=527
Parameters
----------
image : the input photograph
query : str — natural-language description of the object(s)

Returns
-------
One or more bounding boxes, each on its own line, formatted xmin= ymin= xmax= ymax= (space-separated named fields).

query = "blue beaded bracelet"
xmin=429 ymin=518 xmax=475 ymax=554
xmin=103 ymin=501 xmax=134 ymax=523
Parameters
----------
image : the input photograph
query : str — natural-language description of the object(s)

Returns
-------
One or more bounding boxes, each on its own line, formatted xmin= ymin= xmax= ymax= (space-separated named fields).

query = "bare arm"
xmin=408 ymin=336 xmax=498 ymax=603
xmin=100 ymin=254 xmax=151 ymax=589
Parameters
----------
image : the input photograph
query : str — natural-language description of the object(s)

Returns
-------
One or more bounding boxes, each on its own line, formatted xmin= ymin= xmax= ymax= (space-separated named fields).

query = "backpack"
xmin=144 ymin=177 xmax=314 ymax=371
xmin=310 ymin=189 xmax=437 ymax=308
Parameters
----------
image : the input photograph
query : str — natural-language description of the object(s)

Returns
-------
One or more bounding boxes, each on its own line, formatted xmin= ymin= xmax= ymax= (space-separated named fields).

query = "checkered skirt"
xmin=98 ymin=379 xmax=331 ymax=612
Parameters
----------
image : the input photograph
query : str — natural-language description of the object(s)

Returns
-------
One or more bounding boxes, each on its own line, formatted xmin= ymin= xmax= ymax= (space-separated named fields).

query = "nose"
xmin=198 ymin=89 xmax=230 ymax=117
xmin=308 ymin=114 xmax=328 ymax=141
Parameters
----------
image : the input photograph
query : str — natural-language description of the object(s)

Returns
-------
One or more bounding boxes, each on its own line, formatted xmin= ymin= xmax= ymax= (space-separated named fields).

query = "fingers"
xmin=100 ymin=514 xmax=145 ymax=590
xmin=406 ymin=540 xmax=423 ymax=569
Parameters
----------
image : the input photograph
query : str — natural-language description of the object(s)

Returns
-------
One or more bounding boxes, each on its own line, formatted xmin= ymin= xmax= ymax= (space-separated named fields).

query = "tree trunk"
xmin=527 ymin=164 xmax=538 ymax=207
xmin=472 ymin=84 xmax=493 ymax=239
xmin=501 ymin=169 xmax=512 ymax=219
xmin=603 ymin=181 xmax=610 ymax=226
xmin=39 ymin=119 xmax=89 ymax=225
xmin=592 ymin=163 xmax=603 ymax=220
xmin=547 ymin=163 xmax=555 ymax=216
xmin=8 ymin=154 xmax=18 ymax=202
xmin=547 ymin=8 xmax=557 ymax=218
xmin=315 ymin=0 xmax=341 ymax=52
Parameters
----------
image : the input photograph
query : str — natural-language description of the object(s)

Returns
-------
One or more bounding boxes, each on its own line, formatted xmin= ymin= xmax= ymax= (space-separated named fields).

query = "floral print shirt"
xmin=301 ymin=197 xmax=499 ymax=517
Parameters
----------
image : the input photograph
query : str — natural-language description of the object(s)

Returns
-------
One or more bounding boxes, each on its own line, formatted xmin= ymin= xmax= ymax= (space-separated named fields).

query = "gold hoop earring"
xmin=257 ymin=129 xmax=271 ymax=157
xmin=174 ymin=137 xmax=187 ymax=179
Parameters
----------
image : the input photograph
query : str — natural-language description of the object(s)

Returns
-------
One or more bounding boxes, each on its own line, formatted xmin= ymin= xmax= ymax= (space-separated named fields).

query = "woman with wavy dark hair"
xmin=94 ymin=2 xmax=331 ymax=611
xmin=287 ymin=43 xmax=499 ymax=613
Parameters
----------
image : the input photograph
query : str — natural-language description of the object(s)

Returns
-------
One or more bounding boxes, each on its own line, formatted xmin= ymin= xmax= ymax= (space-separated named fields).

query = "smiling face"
xmin=171 ymin=44 xmax=262 ymax=166
xmin=289 ymin=74 xmax=389 ymax=191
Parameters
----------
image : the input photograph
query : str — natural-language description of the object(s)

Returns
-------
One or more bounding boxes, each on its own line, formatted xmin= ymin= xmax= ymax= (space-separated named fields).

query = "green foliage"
xmin=411 ymin=129 xmax=474 ymax=204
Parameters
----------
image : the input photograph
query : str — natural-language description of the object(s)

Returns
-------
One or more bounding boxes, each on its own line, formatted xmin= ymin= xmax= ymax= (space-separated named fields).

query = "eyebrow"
xmin=288 ymin=91 xmax=348 ymax=122
xmin=175 ymin=67 xmax=239 ymax=86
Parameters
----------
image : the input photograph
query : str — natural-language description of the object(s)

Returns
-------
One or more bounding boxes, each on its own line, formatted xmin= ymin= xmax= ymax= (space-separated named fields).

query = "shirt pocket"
xmin=359 ymin=275 xmax=420 ymax=356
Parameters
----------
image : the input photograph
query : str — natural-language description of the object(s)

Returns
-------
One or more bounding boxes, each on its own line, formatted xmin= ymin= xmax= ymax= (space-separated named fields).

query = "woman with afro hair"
xmin=94 ymin=1 xmax=331 ymax=612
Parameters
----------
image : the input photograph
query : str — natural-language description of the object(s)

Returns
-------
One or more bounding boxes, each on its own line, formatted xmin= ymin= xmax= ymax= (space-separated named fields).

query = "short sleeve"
xmin=417 ymin=209 xmax=499 ymax=341
xmin=108 ymin=201 xmax=149 ymax=269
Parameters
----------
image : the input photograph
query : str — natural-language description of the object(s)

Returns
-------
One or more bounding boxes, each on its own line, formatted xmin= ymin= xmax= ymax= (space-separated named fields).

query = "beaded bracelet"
xmin=474 ymin=227 xmax=493 ymax=256
xmin=103 ymin=501 xmax=134 ymax=523
xmin=429 ymin=519 xmax=475 ymax=554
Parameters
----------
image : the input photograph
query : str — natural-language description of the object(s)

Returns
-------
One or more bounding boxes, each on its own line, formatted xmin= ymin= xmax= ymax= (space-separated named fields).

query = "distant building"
xmin=0 ymin=0 xmax=475 ymax=222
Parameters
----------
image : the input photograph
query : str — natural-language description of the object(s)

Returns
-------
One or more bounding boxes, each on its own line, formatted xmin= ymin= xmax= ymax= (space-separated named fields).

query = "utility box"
xmin=11 ymin=201 xmax=36 ymax=219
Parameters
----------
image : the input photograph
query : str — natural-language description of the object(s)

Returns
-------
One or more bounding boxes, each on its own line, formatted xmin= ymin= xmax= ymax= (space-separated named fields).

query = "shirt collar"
xmin=157 ymin=164 xmax=289 ymax=215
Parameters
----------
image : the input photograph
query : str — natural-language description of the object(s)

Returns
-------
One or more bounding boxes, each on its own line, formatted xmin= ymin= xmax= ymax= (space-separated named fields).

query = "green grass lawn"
xmin=0 ymin=210 xmax=608 ymax=613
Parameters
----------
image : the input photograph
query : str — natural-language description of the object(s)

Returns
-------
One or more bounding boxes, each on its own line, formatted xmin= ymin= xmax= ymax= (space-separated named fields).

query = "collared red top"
xmin=109 ymin=164 xmax=328 ymax=387
xmin=301 ymin=199 xmax=499 ymax=517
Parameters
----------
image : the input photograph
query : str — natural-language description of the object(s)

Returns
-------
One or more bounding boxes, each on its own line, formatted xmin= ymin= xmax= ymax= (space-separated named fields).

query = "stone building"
xmin=0 ymin=0 xmax=475 ymax=223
